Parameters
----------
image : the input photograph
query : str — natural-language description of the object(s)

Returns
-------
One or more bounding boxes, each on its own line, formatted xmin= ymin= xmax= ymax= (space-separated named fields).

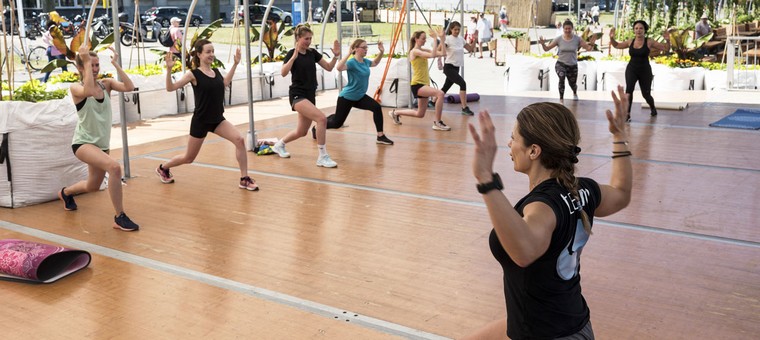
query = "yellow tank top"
xmin=410 ymin=54 xmax=429 ymax=86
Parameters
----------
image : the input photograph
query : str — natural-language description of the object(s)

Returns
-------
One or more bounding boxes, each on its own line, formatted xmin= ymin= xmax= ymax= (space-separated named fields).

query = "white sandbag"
xmin=504 ymin=55 xmax=551 ymax=92
xmin=548 ymin=60 xmax=598 ymax=91
xmin=0 ymin=97 xmax=87 ymax=208
xmin=137 ymin=88 xmax=179 ymax=119
xmin=317 ymin=68 xmax=339 ymax=90
xmin=652 ymin=64 xmax=705 ymax=91
xmin=704 ymin=70 xmax=728 ymax=90
xmin=596 ymin=60 xmax=629 ymax=91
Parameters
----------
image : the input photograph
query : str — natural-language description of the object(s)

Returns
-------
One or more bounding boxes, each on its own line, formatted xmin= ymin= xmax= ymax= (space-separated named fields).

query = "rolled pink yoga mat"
xmin=444 ymin=93 xmax=480 ymax=103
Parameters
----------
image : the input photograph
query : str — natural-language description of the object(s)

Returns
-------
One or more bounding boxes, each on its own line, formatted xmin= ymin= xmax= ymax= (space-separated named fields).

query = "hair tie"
xmin=571 ymin=146 xmax=581 ymax=164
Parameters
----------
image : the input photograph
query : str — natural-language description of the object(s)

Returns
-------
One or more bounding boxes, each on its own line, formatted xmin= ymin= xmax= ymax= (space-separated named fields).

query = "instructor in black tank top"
xmin=156 ymin=39 xmax=259 ymax=191
xmin=609 ymin=20 xmax=671 ymax=121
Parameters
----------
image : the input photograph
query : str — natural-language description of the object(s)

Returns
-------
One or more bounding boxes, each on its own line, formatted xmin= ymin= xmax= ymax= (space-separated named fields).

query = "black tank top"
xmin=191 ymin=68 xmax=225 ymax=124
xmin=628 ymin=38 xmax=650 ymax=65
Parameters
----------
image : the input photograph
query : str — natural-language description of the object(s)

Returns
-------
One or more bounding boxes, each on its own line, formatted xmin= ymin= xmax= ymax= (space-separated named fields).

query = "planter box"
xmin=504 ymin=55 xmax=551 ymax=91
xmin=0 ymin=98 xmax=87 ymax=208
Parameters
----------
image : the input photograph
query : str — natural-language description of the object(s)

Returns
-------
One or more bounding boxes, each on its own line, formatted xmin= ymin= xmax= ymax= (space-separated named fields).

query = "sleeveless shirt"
xmin=72 ymin=81 xmax=112 ymax=150
xmin=191 ymin=68 xmax=225 ymax=124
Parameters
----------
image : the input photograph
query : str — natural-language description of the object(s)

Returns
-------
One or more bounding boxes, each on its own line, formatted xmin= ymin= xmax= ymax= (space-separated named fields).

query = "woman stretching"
xmin=388 ymin=28 xmax=450 ymax=131
xmin=610 ymin=20 xmax=670 ymax=120
xmin=539 ymin=20 xmax=596 ymax=102
xmin=319 ymin=39 xmax=393 ymax=145
xmin=58 ymin=45 xmax=139 ymax=231
xmin=156 ymin=39 xmax=259 ymax=191
xmin=271 ymin=24 xmax=342 ymax=168
xmin=441 ymin=21 xmax=475 ymax=115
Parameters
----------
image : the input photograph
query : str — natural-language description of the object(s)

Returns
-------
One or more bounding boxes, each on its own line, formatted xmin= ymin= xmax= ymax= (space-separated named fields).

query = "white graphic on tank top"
xmin=556 ymin=188 xmax=591 ymax=280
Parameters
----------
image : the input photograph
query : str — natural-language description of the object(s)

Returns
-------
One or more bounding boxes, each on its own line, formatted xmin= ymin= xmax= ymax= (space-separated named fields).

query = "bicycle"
xmin=1 ymin=43 xmax=47 ymax=72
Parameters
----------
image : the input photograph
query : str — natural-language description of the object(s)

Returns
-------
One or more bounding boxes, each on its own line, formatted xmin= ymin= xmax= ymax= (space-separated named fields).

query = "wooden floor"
xmin=2 ymin=95 xmax=759 ymax=339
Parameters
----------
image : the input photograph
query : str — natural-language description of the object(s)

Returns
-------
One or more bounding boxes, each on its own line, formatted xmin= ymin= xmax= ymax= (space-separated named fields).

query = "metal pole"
xmin=243 ymin=0 xmax=257 ymax=151
xmin=337 ymin=0 xmax=343 ymax=89
xmin=406 ymin=0 xmax=412 ymax=109
xmin=112 ymin=0 xmax=130 ymax=177
xmin=319 ymin=0 xmax=337 ymax=91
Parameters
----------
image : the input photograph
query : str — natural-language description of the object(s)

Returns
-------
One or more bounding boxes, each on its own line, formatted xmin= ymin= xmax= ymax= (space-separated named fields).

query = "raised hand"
xmin=606 ymin=85 xmax=629 ymax=136
xmin=609 ymin=27 xmax=616 ymax=38
xmin=331 ymin=39 xmax=341 ymax=56
xmin=233 ymin=47 xmax=241 ymax=64
xmin=78 ymin=44 xmax=90 ymax=62
xmin=165 ymin=51 xmax=175 ymax=70
xmin=108 ymin=46 xmax=119 ymax=65
xmin=468 ymin=110 xmax=498 ymax=182
xmin=539 ymin=36 xmax=545 ymax=44
xmin=377 ymin=41 xmax=384 ymax=54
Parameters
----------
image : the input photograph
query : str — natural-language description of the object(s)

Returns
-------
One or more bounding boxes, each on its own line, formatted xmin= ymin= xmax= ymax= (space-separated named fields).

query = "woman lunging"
xmin=58 ymin=45 xmax=139 ymax=231
xmin=388 ymin=28 xmax=451 ymax=131
xmin=156 ymin=39 xmax=259 ymax=191
xmin=318 ymin=39 xmax=393 ymax=145
xmin=271 ymin=24 xmax=342 ymax=168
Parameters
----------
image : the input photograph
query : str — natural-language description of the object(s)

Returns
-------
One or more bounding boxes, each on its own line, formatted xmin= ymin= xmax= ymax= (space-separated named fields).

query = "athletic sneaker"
xmin=650 ymin=109 xmax=658 ymax=117
xmin=573 ymin=93 xmax=579 ymax=101
xmin=388 ymin=110 xmax=402 ymax=125
xmin=239 ymin=176 xmax=259 ymax=191
xmin=316 ymin=154 xmax=338 ymax=168
xmin=427 ymin=100 xmax=435 ymax=108
xmin=58 ymin=187 xmax=77 ymax=211
xmin=311 ymin=126 xmax=317 ymax=140
xmin=156 ymin=164 xmax=174 ymax=184
xmin=432 ymin=120 xmax=451 ymax=131
xmin=272 ymin=142 xmax=291 ymax=158
xmin=461 ymin=106 xmax=475 ymax=116
xmin=376 ymin=135 xmax=394 ymax=145
xmin=113 ymin=212 xmax=139 ymax=231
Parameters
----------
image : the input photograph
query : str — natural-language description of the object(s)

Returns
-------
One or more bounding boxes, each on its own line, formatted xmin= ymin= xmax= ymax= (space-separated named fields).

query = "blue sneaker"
xmin=58 ymin=187 xmax=77 ymax=211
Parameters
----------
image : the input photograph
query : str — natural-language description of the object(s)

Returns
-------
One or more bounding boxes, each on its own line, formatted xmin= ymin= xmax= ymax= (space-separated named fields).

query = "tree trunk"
xmin=210 ymin=0 xmax=220 ymax=22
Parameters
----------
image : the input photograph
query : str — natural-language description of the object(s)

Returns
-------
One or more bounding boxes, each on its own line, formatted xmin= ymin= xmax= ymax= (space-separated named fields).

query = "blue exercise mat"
xmin=709 ymin=109 xmax=760 ymax=130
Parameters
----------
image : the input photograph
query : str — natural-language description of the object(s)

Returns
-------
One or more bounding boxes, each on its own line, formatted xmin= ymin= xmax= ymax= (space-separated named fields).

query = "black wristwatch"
xmin=476 ymin=173 xmax=504 ymax=194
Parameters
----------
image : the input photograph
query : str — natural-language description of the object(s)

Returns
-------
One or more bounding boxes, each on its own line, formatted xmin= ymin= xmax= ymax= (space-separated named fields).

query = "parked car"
xmin=232 ymin=4 xmax=282 ymax=25
xmin=270 ymin=6 xmax=292 ymax=25
xmin=313 ymin=7 xmax=355 ymax=22
xmin=141 ymin=7 xmax=203 ymax=28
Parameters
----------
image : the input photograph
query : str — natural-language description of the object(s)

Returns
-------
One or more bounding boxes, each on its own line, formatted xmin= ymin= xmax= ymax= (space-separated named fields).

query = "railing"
xmin=726 ymin=36 xmax=760 ymax=91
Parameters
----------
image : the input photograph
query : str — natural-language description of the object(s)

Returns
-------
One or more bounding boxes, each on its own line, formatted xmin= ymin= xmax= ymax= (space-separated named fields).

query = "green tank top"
xmin=410 ymin=54 xmax=430 ymax=86
xmin=72 ymin=81 xmax=112 ymax=150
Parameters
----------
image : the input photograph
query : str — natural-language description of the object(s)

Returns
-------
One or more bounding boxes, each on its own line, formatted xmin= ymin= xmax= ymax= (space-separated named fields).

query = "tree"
xmin=42 ymin=0 xmax=55 ymax=13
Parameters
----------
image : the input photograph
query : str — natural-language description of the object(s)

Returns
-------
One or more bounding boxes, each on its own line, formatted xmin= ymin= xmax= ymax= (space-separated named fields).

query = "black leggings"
xmin=440 ymin=64 xmax=467 ymax=93
xmin=327 ymin=95 xmax=384 ymax=132
xmin=625 ymin=63 xmax=656 ymax=113
xmin=555 ymin=61 xmax=578 ymax=99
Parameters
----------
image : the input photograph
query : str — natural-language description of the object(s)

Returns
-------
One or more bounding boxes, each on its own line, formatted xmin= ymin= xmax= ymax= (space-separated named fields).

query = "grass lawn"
xmin=206 ymin=22 xmax=435 ymax=50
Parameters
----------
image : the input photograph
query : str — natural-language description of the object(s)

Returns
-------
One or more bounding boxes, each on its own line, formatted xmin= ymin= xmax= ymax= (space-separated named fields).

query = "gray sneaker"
xmin=388 ymin=110 xmax=402 ymax=125
xmin=272 ymin=143 xmax=291 ymax=158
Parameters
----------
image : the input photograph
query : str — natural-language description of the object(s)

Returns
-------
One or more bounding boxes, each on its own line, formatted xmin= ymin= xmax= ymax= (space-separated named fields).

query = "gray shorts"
xmin=479 ymin=37 xmax=492 ymax=43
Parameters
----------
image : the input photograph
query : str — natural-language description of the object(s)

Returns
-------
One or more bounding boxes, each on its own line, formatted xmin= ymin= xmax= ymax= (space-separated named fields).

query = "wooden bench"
xmin=340 ymin=24 xmax=378 ymax=40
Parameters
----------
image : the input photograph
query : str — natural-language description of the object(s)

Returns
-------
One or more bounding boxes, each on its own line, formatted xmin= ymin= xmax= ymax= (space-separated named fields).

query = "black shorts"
xmin=289 ymin=89 xmax=316 ymax=111
xmin=190 ymin=119 xmax=225 ymax=138
xmin=72 ymin=144 xmax=109 ymax=155
xmin=411 ymin=84 xmax=427 ymax=99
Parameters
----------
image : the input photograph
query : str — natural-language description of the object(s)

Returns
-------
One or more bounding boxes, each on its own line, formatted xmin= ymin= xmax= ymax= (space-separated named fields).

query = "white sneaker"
xmin=272 ymin=143 xmax=290 ymax=158
xmin=432 ymin=120 xmax=451 ymax=131
xmin=573 ymin=93 xmax=579 ymax=101
xmin=316 ymin=154 xmax=338 ymax=168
